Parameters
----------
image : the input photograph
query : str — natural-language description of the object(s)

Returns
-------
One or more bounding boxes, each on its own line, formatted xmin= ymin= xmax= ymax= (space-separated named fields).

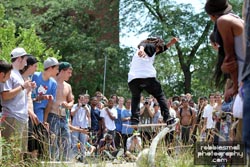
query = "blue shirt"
xmin=121 ymin=109 xmax=133 ymax=134
xmin=152 ymin=111 xmax=161 ymax=124
xmin=91 ymin=107 xmax=101 ymax=131
xmin=32 ymin=72 xmax=57 ymax=122
xmin=114 ymin=107 xmax=123 ymax=132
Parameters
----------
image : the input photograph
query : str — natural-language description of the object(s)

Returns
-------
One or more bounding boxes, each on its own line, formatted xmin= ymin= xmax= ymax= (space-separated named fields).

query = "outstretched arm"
xmin=165 ymin=37 xmax=178 ymax=49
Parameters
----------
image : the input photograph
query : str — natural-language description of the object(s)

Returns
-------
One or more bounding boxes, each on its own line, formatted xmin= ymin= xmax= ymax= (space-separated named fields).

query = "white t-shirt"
xmin=100 ymin=107 xmax=117 ymax=131
xmin=202 ymin=104 xmax=215 ymax=129
xmin=71 ymin=104 xmax=88 ymax=128
xmin=169 ymin=107 xmax=176 ymax=118
xmin=128 ymin=50 xmax=156 ymax=83
xmin=126 ymin=135 xmax=142 ymax=152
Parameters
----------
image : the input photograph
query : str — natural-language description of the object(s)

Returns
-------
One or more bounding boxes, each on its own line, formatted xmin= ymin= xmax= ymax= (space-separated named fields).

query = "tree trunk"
xmin=183 ymin=67 xmax=192 ymax=94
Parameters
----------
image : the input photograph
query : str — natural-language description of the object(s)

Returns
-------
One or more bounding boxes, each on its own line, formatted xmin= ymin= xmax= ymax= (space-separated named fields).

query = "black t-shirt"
xmin=138 ymin=42 xmax=168 ymax=57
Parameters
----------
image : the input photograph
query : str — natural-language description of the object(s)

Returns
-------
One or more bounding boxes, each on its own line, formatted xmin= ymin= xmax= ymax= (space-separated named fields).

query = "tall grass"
xmin=0 ymin=136 xmax=42 ymax=167
xmin=136 ymin=146 xmax=195 ymax=167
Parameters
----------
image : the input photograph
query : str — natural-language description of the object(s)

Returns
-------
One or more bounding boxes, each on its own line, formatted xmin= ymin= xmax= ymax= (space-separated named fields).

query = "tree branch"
xmin=188 ymin=21 xmax=212 ymax=64
xmin=139 ymin=0 xmax=164 ymax=21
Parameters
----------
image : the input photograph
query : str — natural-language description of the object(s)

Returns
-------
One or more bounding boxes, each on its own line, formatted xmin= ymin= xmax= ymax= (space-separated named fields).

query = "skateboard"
xmin=123 ymin=118 xmax=179 ymax=130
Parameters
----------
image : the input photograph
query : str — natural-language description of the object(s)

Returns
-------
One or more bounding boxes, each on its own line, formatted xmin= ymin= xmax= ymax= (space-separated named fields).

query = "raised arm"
xmin=165 ymin=37 xmax=178 ymax=49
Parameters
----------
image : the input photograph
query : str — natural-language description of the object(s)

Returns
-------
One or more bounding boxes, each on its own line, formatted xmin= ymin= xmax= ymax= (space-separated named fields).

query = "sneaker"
xmin=165 ymin=117 xmax=176 ymax=126
xmin=103 ymin=150 xmax=115 ymax=160
xmin=75 ymin=154 xmax=84 ymax=163
xmin=130 ymin=117 xmax=140 ymax=125
xmin=116 ymin=148 xmax=124 ymax=158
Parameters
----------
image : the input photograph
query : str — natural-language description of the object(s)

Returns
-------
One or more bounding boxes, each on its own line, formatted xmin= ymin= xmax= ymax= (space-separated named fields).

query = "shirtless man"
xmin=177 ymin=97 xmax=196 ymax=144
xmin=45 ymin=62 xmax=74 ymax=161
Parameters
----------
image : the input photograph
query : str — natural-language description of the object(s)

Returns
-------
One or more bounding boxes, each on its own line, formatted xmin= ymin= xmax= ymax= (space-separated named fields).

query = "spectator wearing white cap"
xmin=0 ymin=47 xmax=35 ymax=159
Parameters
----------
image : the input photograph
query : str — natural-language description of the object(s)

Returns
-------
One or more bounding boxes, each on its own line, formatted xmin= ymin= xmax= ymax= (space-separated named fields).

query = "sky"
xmin=120 ymin=0 xmax=206 ymax=48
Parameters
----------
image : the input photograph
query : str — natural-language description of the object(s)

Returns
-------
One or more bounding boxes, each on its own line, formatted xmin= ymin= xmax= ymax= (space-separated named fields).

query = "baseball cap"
xmin=26 ymin=55 xmax=39 ymax=66
xmin=172 ymin=100 xmax=180 ymax=106
xmin=43 ymin=57 xmax=59 ymax=69
xmin=59 ymin=62 xmax=72 ymax=71
xmin=10 ymin=47 xmax=28 ymax=59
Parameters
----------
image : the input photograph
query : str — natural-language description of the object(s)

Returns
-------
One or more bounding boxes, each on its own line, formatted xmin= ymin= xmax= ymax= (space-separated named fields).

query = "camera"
xmin=144 ymin=97 xmax=150 ymax=105
xmin=220 ymin=111 xmax=227 ymax=120
xmin=133 ymin=135 xmax=138 ymax=139
xmin=79 ymin=103 xmax=85 ymax=107
xmin=144 ymin=98 xmax=150 ymax=105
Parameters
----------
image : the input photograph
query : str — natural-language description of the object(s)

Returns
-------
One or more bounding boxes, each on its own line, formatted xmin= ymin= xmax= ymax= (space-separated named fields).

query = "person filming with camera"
xmin=98 ymin=134 xmax=124 ymax=161
xmin=125 ymin=131 xmax=142 ymax=161
xmin=140 ymin=97 xmax=154 ymax=119
xmin=140 ymin=97 xmax=154 ymax=146
xmin=71 ymin=94 xmax=91 ymax=160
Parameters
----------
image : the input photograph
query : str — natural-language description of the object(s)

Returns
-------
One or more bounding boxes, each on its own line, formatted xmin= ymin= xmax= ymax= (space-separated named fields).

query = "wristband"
xmin=21 ymin=85 xmax=25 ymax=90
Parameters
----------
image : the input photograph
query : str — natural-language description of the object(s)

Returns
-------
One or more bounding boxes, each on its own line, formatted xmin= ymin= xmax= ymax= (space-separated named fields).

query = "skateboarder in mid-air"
xmin=128 ymin=37 xmax=178 ymax=126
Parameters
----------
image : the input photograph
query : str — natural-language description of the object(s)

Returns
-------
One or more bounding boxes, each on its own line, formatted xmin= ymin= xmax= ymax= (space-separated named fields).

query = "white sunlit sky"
xmin=120 ymin=0 xmax=206 ymax=48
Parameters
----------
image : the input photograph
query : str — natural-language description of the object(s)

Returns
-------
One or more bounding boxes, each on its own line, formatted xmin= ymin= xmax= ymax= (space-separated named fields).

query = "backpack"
xmin=180 ymin=107 xmax=192 ymax=117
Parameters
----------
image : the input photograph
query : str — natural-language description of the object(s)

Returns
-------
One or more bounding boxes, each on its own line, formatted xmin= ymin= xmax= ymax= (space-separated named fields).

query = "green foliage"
xmin=0 ymin=4 xmax=60 ymax=71
xmin=1 ymin=0 xmax=129 ymax=98
xmin=0 ymin=136 xmax=42 ymax=167
xmin=157 ymin=149 xmax=194 ymax=167
xmin=230 ymin=0 xmax=244 ymax=17
xmin=136 ymin=147 xmax=195 ymax=167
xmin=2 ymin=0 xmax=244 ymax=100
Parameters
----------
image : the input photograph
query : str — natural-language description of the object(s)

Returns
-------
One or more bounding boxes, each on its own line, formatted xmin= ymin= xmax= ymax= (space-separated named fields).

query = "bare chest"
xmin=56 ymin=83 xmax=70 ymax=101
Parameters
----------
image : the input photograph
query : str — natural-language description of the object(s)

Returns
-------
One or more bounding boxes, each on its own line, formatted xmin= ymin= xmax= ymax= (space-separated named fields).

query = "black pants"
xmin=165 ymin=131 xmax=174 ymax=145
xmin=114 ymin=130 xmax=122 ymax=149
xmin=28 ymin=118 xmax=49 ymax=159
xmin=128 ymin=78 xmax=170 ymax=124
xmin=122 ymin=134 xmax=132 ymax=152
xmin=181 ymin=126 xmax=191 ymax=145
